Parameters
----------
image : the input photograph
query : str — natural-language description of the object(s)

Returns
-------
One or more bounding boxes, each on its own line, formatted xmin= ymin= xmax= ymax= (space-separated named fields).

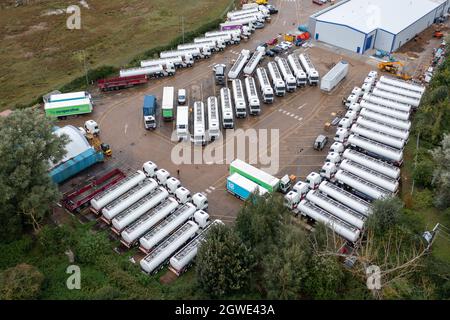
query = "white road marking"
xmin=298 ymin=103 xmax=306 ymax=110
xmin=209 ymin=186 xmax=216 ymax=191
xmin=124 ymin=123 xmax=128 ymax=135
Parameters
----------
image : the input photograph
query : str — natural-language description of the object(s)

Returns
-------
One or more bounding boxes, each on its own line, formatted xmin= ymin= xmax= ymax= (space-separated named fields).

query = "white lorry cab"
xmin=244 ymin=76 xmax=261 ymax=115
xmin=193 ymin=101 xmax=206 ymax=146
xmin=220 ymin=87 xmax=234 ymax=129
xmin=207 ymin=96 xmax=220 ymax=141
xmin=176 ymin=106 xmax=189 ymax=142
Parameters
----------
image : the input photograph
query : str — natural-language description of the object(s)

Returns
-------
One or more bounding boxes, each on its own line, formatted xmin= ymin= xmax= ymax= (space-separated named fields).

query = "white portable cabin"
xmin=220 ymin=87 xmax=234 ymax=129
xmin=121 ymin=197 xmax=179 ymax=247
xmin=287 ymin=54 xmax=307 ymax=87
xmin=319 ymin=181 xmax=372 ymax=216
xmin=244 ymin=77 xmax=261 ymax=115
xmin=350 ymin=124 xmax=405 ymax=150
xmin=298 ymin=200 xmax=361 ymax=243
xmin=256 ymin=67 xmax=274 ymax=103
xmin=306 ymin=190 xmax=366 ymax=229
xmin=356 ymin=116 xmax=409 ymax=140
xmin=232 ymin=79 xmax=247 ymax=118
xmin=359 ymin=108 xmax=411 ymax=131
xmin=101 ymin=179 xmax=158 ymax=222
xmin=193 ymin=101 xmax=206 ymax=146
xmin=339 ymin=160 xmax=399 ymax=193
xmin=320 ymin=60 xmax=349 ymax=92
xmin=176 ymin=106 xmax=190 ymax=141
xmin=140 ymin=221 xmax=199 ymax=274
xmin=243 ymin=49 xmax=264 ymax=76
xmin=207 ymin=96 xmax=220 ymax=141
xmin=299 ymin=53 xmax=319 ymax=85
xmin=111 ymin=186 xmax=169 ymax=233
xmin=228 ymin=49 xmax=250 ymax=80
xmin=275 ymin=57 xmax=297 ymax=92
xmin=378 ymin=76 xmax=425 ymax=95
xmin=90 ymin=171 xmax=146 ymax=212
xmin=267 ymin=61 xmax=286 ymax=96
xmin=342 ymin=149 xmax=400 ymax=180
xmin=169 ymin=220 xmax=223 ymax=276
xmin=347 ymin=134 xmax=403 ymax=166
xmin=335 ymin=170 xmax=392 ymax=201
xmin=360 ymin=101 xmax=411 ymax=121
xmin=363 ymin=93 xmax=412 ymax=113
xmin=139 ymin=203 xmax=197 ymax=253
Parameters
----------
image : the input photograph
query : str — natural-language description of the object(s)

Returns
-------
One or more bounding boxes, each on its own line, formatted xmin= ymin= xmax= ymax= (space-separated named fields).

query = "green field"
xmin=0 ymin=0 xmax=233 ymax=111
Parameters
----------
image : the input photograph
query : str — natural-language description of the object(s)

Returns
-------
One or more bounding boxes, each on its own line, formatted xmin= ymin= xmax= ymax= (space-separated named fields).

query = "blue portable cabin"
xmin=226 ymin=173 xmax=269 ymax=201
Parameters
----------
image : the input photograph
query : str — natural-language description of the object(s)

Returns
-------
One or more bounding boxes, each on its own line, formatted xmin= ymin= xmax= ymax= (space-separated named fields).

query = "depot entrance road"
xmin=60 ymin=0 xmax=374 ymax=223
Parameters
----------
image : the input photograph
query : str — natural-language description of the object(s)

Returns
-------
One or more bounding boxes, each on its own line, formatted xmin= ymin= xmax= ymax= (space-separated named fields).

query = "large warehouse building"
xmin=309 ymin=0 xmax=450 ymax=54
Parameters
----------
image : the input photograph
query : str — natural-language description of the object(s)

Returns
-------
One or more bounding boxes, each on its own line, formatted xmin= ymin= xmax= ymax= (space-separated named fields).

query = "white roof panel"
xmin=315 ymin=0 xmax=447 ymax=34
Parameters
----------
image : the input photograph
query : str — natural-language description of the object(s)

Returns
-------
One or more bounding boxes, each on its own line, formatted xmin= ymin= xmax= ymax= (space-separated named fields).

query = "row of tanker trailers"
xmin=283 ymin=71 xmax=426 ymax=244
xmin=96 ymin=5 xmax=275 ymax=92
xmin=64 ymin=160 xmax=223 ymax=276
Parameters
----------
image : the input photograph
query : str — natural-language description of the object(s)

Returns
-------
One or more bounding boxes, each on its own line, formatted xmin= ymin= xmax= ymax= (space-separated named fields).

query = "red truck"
xmin=97 ymin=74 xmax=148 ymax=92
xmin=61 ymin=168 xmax=125 ymax=213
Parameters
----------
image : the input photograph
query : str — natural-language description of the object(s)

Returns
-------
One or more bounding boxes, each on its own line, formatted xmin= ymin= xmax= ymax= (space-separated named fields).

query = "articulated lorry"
xmin=220 ymin=87 xmax=235 ymax=129
xmin=44 ymin=98 xmax=93 ymax=118
xmin=244 ymin=77 xmax=261 ymax=115
xmin=120 ymin=64 xmax=175 ymax=78
xmin=243 ymin=48 xmax=264 ymax=76
xmin=275 ymin=57 xmax=297 ymax=92
xmin=141 ymin=56 xmax=193 ymax=68
xmin=143 ymin=95 xmax=157 ymax=130
xmin=287 ymin=54 xmax=307 ymax=87
xmin=228 ymin=49 xmax=250 ymax=80
xmin=97 ymin=75 xmax=148 ymax=92
xmin=231 ymin=79 xmax=247 ymax=118
xmin=299 ymin=53 xmax=319 ymax=86
xmin=256 ymin=67 xmax=274 ymax=103
xmin=267 ymin=61 xmax=286 ymax=96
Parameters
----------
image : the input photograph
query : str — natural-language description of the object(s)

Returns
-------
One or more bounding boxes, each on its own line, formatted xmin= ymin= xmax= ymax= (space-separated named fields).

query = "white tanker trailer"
xmin=90 ymin=171 xmax=146 ymax=213
xmin=335 ymin=170 xmax=392 ymax=201
xmin=347 ymin=134 xmax=403 ymax=166
xmin=356 ymin=117 xmax=410 ymax=140
xmin=350 ymin=124 xmax=406 ymax=149
xmin=363 ymin=93 xmax=412 ymax=113
xmin=360 ymin=101 xmax=410 ymax=121
xmin=120 ymin=197 xmax=179 ymax=247
xmin=375 ymin=82 xmax=423 ymax=100
xmin=372 ymin=88 xmax=420 ymax=108
xmin=359 ymin=108 xmax=411 ymax=131
xmin=101 ymin=179 xmax=158 ymax=223
xmin=342 ymin=149 xmax=400 ymax=180
xmin=378 ymin=76 xmax=425 ymax=95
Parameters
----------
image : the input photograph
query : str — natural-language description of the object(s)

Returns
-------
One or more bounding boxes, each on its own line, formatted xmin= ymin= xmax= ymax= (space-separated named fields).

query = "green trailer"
xmin=44 ymin=98 xmax=93 ymax=118
xmin=229 ymin=159 xmax=280 ymax=193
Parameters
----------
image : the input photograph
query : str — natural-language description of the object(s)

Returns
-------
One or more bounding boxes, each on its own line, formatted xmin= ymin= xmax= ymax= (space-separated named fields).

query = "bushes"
xmin=75 ymin=231 xmax=110 ymax=264
xmin=0 ymin=264 xmax=44 ymax=300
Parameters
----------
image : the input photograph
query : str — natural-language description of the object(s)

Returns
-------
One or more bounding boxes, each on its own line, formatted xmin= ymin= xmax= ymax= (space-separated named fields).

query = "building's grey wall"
xmin=314 ymin=21 xmax=366 ymax=53
xmin=374 ymin=29 xmax=395 ymax=52
xmin=393 ymin=9 xmax=436 ymax=51
xmin=308 ymin=16 xmax=317 ymax=39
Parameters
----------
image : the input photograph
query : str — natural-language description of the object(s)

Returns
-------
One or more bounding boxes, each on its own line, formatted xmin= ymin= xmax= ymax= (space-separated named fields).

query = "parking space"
xmin=58 ymin=0 xmax=375 ymax=223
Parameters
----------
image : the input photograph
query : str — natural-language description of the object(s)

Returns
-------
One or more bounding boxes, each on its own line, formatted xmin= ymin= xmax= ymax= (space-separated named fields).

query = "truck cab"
xmin=320 ymin=162 xmax=337 ymax=180
xmin=192 ymin=192 xmax=208 ymax=211
xmin=200 ymin=47 xmax=212 ymax=58
xmin=329 ymin=142 xmax=345 ymax=154
xmin=314 ymin=135 xmax=328 ymax=151
xmin=166 ymin=177 xmax=181 ymax=194
xmin=293 ymin=181 xmax=309 ymax=199
xmin=338 ymin=118 xmax=352 ymax=130
xmin=345 ymin=110 xmax=358 ymax=123
xmin=284 ymin=190 xmax=301 ymax=210
xmin=155 ymin=169 xmax=170 ymax=186
xmin=306 ymin=172 xmax=322 ymax=190
xmin=194 ymin=210 xmax=210 ymax=229
xmin=84 ymin=120 xmax=100 ymax=135
xmin=142 ymin=161 xmax=158 ymax=178
xmin=279 ymin=174 xmax=295 ymax=194
xmin=175 ymin=187 xmax=192 ymax=204
xmin=214 ymin=64 xmax=226 ymax=85
xmin=325 ymin=152 xmax=341 ymax=164
xmin=348 ymin=103 xmax=361 ymax=113
xmin=183 ymin=54 xmax=195 ymax=67
xmin=334 ymin=128 xmax=349 ymax=143
xmin=343 ymin=93 xmax=359 ymax=108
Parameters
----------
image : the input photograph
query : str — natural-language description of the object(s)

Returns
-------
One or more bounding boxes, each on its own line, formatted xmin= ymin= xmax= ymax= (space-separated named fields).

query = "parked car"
xmin=178 ymin=89 xmax=186 ymax=105
xmin=266 ymin=4 xmax=278 ymax=14
xmin=277 ymin=41 xmax=293 ymax=50
xmin=254 ymin=21 xmax=265 ymax=29
xmin=266 ymin=38 xmax=278 ymax=46
xmin=314 ymin=135 xmax=328 ymax=151
xmin=265 ymin=49 xmax=275 ymax=57
xmin=270 ymin=46 xmax=282 ymax=54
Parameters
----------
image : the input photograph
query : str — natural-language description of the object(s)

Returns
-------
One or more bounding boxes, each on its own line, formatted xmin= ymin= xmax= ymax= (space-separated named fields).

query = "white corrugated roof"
xmin=315 ymin=0 xmax=447 ymax=34
xmin=50 ymin=125 xmax=91 ymax=168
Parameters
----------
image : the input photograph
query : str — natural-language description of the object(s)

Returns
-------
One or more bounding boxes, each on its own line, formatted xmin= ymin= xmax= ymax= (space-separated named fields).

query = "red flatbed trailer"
xmin=61 ymin=168 xmax=126 ymax=213
xmin=97 ymin=74 xmax=149 ymax=91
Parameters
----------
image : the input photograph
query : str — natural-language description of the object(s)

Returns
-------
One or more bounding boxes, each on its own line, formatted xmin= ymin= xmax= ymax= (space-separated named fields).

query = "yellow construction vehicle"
xmin=255 ymin=0 xmax=268 ymax=4
xmin=378 ymin=61 xmax=412 ymax=80
xmin=86 ymin=133 xmax=112 ymax=157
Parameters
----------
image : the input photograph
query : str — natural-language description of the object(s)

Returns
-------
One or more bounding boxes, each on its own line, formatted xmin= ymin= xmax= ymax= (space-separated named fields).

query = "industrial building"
xmin=309 ymin=0 xmax=450 ymax=54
